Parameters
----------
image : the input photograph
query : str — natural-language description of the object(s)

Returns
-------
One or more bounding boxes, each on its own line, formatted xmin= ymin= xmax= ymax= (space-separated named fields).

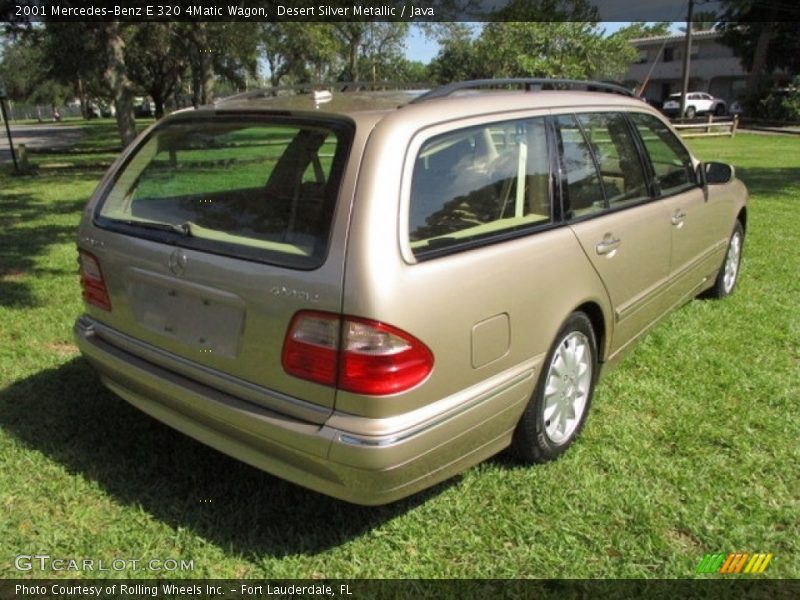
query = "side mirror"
xmin=705 ymin=161 xmax=735 ymax=185
xmin=696 ymin=162 xmax=708 ymax=200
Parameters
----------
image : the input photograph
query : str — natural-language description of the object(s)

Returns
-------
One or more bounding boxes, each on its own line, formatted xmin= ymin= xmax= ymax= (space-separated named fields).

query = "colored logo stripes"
xmin=696 ymin=552 xmax=773 ymax=574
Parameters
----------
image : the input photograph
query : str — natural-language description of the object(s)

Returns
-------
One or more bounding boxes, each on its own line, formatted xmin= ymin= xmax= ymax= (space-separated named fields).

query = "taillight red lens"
xmin=339 ymin=318 xmax=434 ymax=395
xmin=78 ymin=250 xmax=112 ymax=311
xmin=282 ymin=311 xmax=434 ymax=395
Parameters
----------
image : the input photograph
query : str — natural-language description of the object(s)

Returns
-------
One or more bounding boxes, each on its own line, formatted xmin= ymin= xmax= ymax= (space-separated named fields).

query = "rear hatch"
xmin=79 ymin=113 xmax=355 ymax=420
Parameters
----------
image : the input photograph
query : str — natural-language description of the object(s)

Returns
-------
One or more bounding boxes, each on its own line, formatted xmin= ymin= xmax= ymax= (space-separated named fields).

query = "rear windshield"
xmin=95 ymin=116 xmax=354 ymax=269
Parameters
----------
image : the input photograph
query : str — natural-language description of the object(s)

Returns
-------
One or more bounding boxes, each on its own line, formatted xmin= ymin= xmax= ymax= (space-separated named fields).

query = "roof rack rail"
xmin=409 ymin=78 xmax=635 ymax=104
xmin=215 ymin=81 xmax=430 ymax=106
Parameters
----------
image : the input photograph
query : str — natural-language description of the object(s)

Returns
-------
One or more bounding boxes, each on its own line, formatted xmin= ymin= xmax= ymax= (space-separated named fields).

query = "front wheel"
xmin=704 ymin=221 xmax=744 ymax=299
xmin=512 ymin=312 xmax=598 ymax=463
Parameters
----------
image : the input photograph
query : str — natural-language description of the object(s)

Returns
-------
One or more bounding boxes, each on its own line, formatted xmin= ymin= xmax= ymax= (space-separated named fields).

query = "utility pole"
xmin=679 ymin=0 xmax=695 ymax=119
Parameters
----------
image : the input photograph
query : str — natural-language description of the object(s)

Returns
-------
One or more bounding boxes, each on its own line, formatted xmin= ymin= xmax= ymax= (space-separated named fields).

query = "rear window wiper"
xmin=120 ymin=220 xmax=193 ymax=236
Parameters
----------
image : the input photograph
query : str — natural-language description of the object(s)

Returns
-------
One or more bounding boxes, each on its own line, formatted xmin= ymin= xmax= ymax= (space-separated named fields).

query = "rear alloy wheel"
xmin=704 ymin=221 xmax=744 ymax=299
xmin=513 ymin=312 xmax=598 ymax=463
xmin=685 ymin=106 xmax=697 ymax=119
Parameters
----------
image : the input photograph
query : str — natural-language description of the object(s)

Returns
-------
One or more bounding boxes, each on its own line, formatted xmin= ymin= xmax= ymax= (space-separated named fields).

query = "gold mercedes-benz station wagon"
xmin=75 ymin=79 xmax=747 ymax=504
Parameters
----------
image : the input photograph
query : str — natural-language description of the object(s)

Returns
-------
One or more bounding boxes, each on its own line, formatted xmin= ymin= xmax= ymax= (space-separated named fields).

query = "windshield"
xmin=96 ymin=116 xmax=353 ymax=269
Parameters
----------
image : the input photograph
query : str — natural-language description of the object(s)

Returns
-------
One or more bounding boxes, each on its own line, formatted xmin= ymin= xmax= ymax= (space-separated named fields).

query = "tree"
xmin=209 ymin=23 xmax=260 ymax=94
xmin=0 ymin=33 xmax=71 ymax=119
xmin=104 ymin=21 xmax=137 ymax=146
xmin=332 ymin=23 xmax=408 ymax=82
xmin=260 ymin=23 xmax=340 ymax=87
xmin=428 ymin=20 xmax=637 ymax=84
xmin=358 ymin=23 xmax=409 ymax=83
xmin=179 ymin=23 xmax=260 ymax=106
xmin=491 ymin=0 xmax=597 ymax=20
xmin=690 ymin=11 xmax=717 ymax=32
xmin=476 ymin=22 xmax=636 ymax=81
xmin=42 ymin=22 xmax=111 ymax=119
xmin=391 ymin=59 xmax=429 ymax=84
xmin=427 ymin=23 xmax=480 ymax=83
xmin=717 ymin=1 xmax=800 ymax=93
xmin=611 ymin=22 xmax=673 ymax=41
xmin=125 ymin=24 xmax=187 ymax=118
xmin=47 ymin=21 xmax=136 ymax=144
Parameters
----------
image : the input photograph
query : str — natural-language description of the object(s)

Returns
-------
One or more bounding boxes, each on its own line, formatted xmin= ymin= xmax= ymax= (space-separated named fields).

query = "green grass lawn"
xmin=0 ymin=130 xmax=798 ymax=579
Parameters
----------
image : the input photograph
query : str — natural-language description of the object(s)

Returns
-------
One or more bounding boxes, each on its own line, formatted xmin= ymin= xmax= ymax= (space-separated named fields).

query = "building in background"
xmin=624 ymin=30 xmax=750 ymax=107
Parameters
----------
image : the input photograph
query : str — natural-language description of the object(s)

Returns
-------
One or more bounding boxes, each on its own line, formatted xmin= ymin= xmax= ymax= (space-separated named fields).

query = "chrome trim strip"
xmin=326 ymin=360 xmax=538 ymax=445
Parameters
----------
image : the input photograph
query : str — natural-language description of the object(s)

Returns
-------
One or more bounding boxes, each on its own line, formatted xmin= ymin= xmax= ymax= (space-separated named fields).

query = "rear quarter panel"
xmin=339 ymin=107 xmax=613 ymax=419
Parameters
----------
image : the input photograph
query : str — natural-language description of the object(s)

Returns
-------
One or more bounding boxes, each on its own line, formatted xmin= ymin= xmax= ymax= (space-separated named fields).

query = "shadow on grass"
xmin=0 ymin=193 xmax=86 ymax=308
xmin=737 ymin=166 xmax=800 ymax=198
xmin=0 ymin=216 xmax=80 ymax=309
xmin=0 ymin=192 xmax=88 ymax=221
xmin=0 ymin=358 xmax=452 ymax=558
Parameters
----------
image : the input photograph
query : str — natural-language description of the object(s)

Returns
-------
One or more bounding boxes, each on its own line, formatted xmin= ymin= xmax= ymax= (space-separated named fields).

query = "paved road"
xmin=0 ymin=123 xmax=85 ymax=163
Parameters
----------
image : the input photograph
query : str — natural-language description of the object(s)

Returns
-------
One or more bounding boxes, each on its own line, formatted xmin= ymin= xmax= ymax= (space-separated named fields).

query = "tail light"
xmin=282 ymin=310 xmax=433 ymax=395
xmin=78 ymin=250 xmax=112 ymax=311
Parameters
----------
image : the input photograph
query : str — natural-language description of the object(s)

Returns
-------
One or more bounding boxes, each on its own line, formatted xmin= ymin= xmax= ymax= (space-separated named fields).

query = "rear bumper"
xmin=74 ymin=316 xmax=534 ymax=505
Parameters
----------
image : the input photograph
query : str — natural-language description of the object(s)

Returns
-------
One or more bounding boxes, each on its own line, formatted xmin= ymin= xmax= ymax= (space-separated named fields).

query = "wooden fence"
xmin=673 ymin=115 xmax=739 ymax=138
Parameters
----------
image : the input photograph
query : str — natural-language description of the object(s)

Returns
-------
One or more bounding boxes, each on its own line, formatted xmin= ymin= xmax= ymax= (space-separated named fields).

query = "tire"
xmin=685 ymin=106 xmax=696 ymax=119
xmin=714 ymin=103 xmax=726 ymax=116
xmin=704 ymin=221 xmax=744 ymax=299
xmin=512 ymin=312 xmax=598 ymax=463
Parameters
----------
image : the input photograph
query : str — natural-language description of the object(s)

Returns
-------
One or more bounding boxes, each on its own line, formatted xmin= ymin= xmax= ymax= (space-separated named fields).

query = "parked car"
xmin=86 ymin=103 xmax=102 ymax=119
xmin=74 ymin=79 xmax=748 ymax=505
xmin=662 ymin=91 xmax=727 ymax=118
xmin=133 ymin=96 xmax=155 ymax=118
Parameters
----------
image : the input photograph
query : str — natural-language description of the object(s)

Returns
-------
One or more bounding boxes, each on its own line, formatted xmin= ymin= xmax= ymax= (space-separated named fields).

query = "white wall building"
xmin=624 ymin=30 xmax=751 ymax=106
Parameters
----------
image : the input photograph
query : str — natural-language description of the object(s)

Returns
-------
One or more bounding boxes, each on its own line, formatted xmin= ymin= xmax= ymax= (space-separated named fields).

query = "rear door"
xmin=80 ymin=115 xmax=355 ymax=418
xmin=556 ymin=112 xmax=672 ymax=356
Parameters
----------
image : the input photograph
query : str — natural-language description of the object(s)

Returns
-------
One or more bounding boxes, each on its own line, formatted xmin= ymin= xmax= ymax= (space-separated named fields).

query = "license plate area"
xmin=127 ymin=268 xmax=245 ymax=358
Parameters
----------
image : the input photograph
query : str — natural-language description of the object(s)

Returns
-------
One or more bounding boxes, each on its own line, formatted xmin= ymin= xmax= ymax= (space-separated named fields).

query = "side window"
xmin=555 ymin=114 xmax=605 ymax=218
xmin=409 ymin=117 xmax=551 ymax=256
xmin=629 ymin=113 xmax=697 ymax=196
xmin=301 ymin=133 xmax=337 ymax=184
xmin=575 ymin=113 xmax=650 ymax=208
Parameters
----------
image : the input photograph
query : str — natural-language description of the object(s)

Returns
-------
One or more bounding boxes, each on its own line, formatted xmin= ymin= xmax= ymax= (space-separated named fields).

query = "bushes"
xmin=756 ymin=77 xmax=800 ymax=122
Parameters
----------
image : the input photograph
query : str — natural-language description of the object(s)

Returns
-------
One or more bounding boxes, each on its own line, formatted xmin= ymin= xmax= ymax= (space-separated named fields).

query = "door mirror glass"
xmin=705 ymin=161 xmax=734 ymax=185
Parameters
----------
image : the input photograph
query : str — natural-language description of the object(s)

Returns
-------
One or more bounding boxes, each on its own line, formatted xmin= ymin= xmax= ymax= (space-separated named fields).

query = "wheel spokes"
xmin=543 ymin=330 xmax=593 ymax=445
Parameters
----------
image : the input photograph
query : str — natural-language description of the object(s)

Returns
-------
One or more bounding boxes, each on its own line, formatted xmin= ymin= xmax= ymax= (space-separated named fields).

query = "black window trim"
xmin=553 ymin=109 xmax=703 ymax=225
xmin=625 ymin=110 xmax=702 ymax=201
xmin=622 ymin=112 xmax=661 ymax=198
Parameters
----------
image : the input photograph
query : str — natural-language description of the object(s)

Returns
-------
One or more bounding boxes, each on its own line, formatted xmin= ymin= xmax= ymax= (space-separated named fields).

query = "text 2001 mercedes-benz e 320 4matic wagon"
xmin=75 ymin=79 xmax=747 ymax=504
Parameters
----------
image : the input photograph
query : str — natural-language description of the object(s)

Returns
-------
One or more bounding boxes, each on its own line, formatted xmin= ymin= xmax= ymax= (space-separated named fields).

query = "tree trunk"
xmin=201 ymin=53 xmax=214 ymax=104
xmin=104 ymin=21 xmax=137 ymax=147
xmin=76 ymin=77 xmax=88 ymax=120
xmin=190 ymin=23 xmax=214 ymax=106
xmin=747 ymin=22 xmax=776 ymax=94
xmin=348 ymin=36 xmax=360 ymax=81
xmin=152 ymin=91 xmax=165 ymax=119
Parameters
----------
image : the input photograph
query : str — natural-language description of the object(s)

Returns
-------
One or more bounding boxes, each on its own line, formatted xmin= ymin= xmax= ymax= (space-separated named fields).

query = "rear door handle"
xmin=596 ymin=235 xmax=621 ymax=256
xmin=671 ymin=210 xmax=687 ymax=227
